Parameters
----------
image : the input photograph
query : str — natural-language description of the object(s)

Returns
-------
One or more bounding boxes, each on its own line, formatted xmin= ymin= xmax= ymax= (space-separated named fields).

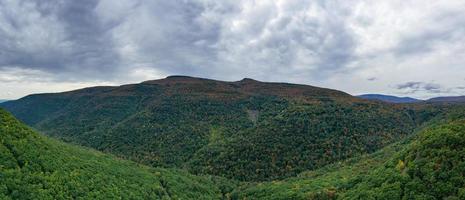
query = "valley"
xmin=0 ymin=76 xmax=464 ymax=199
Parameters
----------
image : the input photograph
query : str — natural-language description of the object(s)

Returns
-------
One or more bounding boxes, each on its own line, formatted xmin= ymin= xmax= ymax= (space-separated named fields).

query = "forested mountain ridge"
xmin=233 ymin=108 xmax=465 ymax=199
xmin=357 ymin=94 xmax=422 ymax=103
xmin=0 ymin=108 xmax=235 ymax=199
xmin=0 ymin=76 xmax=351 ymax=126
xmin=2 ymin=104 xmax=464 ymax=199
xmin=0 ymin=76 xmax=444 ymax=181
xmin=428 ymin=96 xmax=465 ymax=103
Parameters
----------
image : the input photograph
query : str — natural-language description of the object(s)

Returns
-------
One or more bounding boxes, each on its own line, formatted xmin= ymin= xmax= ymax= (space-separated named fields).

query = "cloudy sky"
xmin=1 ymin=0 xmax=465 ymax=100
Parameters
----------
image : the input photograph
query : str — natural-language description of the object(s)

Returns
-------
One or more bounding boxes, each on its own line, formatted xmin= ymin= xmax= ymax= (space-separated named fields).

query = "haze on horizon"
xmin=1 ymin=0 xmax=465 ymax=100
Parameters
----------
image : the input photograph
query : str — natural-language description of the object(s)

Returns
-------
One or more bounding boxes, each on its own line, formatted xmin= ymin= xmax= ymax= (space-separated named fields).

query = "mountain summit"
xmin=0 ymin=77 xmax=440 ymax=181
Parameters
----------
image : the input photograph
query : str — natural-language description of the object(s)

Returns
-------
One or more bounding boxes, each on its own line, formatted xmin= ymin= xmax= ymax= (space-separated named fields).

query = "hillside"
xmin=340 ymin=119 xmax=465 ymax=199
xmin=2 ymin=103 xmax=463 ymax=200
xmin=428 ymin=96 xmax=465 ymax=103
xmin=0 ymin=108 xmax=234 ymax=199
xmin=0 ymin=76 xmax=444 ymax=181
xmin=357 ymin=94 xmax=421 ymax=103
xmin=232 ymin=135 xmax=408 ymax=199
xmin=1 ymin=78 xmax=463 ymax=199
xmin=233 ymin=110 xmax=465 ymax=199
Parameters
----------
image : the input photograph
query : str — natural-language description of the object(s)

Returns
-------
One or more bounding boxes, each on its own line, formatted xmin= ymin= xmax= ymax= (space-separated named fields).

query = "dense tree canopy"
xmin=0 ymin=77 xmax=464 ymax=199
xmin=0 ymin=109 xmax=234 ymax=199
xmin=0 ymin=76 xmax=444 ymax=181
xmin=233 ymin=109 xmax=465 ymax=199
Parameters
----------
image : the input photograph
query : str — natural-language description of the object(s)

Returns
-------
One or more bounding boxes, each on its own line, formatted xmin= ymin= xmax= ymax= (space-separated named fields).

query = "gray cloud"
xmin=1 ymin=0 xmax=465 ymax=99
xmin=396 ymin=82 xmax=447 ymax=94
xmin=0 ymin=0 xmax=119 ymax=81
xmin=394 ymin=10 xmax=465 ymax=57
xmin=0 ymin=0 xmax=357 ymax=82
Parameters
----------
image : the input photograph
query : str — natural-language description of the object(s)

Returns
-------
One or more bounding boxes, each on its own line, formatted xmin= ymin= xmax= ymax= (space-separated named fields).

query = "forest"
xmin=0 ymin=77 xmax=444 ymax=181
xmin=0 ymin=108 xmax=234 ymax=199
xmin=1 ymin=76 xmax=464 ymax=199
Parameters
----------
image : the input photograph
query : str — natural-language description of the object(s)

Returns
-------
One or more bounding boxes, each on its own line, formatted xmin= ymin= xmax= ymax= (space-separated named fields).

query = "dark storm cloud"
xmin=56 ymin=0 xmax=120 ymax=71
xmin=1 ymin=0 xmax=465 ymax=100
xmin=106 ymin=0 xmax=357 ymax=81
xmin=0 ymin=0 xmax=359 ymax=82
xmin=0 ymin=0 xmax=119 ymax=81
xmin=109 ymin=0 xmax=223 ymax=75
xmin=207 ymin=0 xmax=358 ymax=81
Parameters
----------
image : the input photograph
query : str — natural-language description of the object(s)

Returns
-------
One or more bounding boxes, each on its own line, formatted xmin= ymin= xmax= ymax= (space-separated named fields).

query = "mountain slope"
xmin=358 ymin=94 xmax=421 ymax=103
xmin=232 ymin=135 xmax=407 ymax=199
xmin=0 ymin=76 xmax=443 ymax=181
xmin=341 ymin=119 xmax=465 ymax=199
xmin=2 ymin=105 xmax=463 ymax=199
xmin=233 ymin=111 xmax=465 ymax=199
xmin=428 ymin=96 xmax=465 ymax=103
xmin=0 ymin=108 xmax=233 ymax=199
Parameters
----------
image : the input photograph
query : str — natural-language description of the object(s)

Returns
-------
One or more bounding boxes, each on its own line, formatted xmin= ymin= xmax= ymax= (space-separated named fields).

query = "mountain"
xmin=233 ymin=108 xmax=465 ymax=199
xmin=0 ymin=76 xmax=443 ymax=181
xmin=428 ymin=95 xmax=465 ymax=103
xmin=0 ymin=108 xmax=234 ymax=199
xmin=358 ymin=94 xmax=422 ymax=103
xmin=2 ymin=105 xmax=464 ymax=200
xmin=1 ymin=76 xmax=464 ymax=199
xmin=0 ymin=99 xmax=8 ymax=103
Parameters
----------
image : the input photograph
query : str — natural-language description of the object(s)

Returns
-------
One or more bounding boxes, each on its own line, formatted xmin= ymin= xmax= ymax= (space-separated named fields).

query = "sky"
xmin=1 ymin=0 xmax=465 ymax=100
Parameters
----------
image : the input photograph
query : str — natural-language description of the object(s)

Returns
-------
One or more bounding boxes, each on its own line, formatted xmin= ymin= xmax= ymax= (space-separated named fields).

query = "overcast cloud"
xmin=1 ymin=0 xmax=465 ymax=99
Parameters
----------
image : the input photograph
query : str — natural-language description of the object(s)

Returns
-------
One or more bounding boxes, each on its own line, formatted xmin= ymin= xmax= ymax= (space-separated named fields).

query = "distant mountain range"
xmin=428 ymin=96 xmax=465 ymax=103
xmin=358 ymin=94 xmax=465 ymax=103
xmin=357 ymin=94 xmax=422 ymax=103
xmin=0 ymin=99 xmax=8 ymax=103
